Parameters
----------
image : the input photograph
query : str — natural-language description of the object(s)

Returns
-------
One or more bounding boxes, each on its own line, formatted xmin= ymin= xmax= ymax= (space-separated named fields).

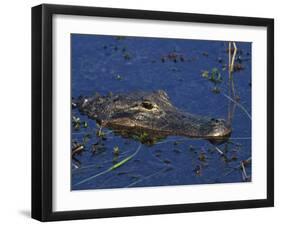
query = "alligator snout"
xmin=166 ymin=110 xmax=231 ymax=143
xmin=209 ymin=118 xmax=232 ymax=138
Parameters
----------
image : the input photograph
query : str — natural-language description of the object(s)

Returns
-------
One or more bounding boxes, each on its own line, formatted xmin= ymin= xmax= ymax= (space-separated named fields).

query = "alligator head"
xmin=75 ymin=90 xmax=231 ymax=144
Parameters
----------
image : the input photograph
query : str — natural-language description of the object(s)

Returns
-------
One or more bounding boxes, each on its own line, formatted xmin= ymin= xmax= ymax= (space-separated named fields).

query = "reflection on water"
xmin=71 ymin=34 xmax=252 ymax=190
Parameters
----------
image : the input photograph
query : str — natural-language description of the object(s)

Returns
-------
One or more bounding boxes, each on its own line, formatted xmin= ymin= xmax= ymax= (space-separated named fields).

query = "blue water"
xmin=71 ymin=34 xmax=252 ymax=190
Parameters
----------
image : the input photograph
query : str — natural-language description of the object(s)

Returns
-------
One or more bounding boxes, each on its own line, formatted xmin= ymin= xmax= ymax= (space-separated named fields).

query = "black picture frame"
xmin=32 ymin=3 xmax=274 ymax=222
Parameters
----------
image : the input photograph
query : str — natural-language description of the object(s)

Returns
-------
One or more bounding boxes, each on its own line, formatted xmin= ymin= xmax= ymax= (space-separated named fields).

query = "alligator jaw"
xmin=103 ymin=113 xmax=232 ymax=145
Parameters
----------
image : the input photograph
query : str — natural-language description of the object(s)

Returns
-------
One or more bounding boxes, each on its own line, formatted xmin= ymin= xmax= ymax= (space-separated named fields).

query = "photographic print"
xmin=32 ymin=4 xmax=274 ymax=221
xmin=71 ymin=34 xmax=252 ymax=190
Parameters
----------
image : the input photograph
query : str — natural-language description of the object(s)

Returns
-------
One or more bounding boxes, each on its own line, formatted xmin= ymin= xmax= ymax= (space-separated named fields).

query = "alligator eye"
xmin=141 ymin=102 xmax=154 ymax=110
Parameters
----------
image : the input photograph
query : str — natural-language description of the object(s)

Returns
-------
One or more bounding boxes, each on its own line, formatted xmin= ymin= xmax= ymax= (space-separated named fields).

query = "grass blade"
xmin=74 ymin=144 xmax=142 ymax=186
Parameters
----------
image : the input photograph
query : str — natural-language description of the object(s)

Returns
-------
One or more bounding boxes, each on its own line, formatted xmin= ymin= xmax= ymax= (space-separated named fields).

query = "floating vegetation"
xmin=233 ymin=63 xmax=244 ymax=72
xmin=201 ymin=67 xmax=223 ymax=94
xmin=193 ymin=165 xmax=202 ymax=176
xmin=170 ymin=67 xmax=180 ymax=72
xmin=132 ymin=131 xmax=149 ymax=143
xmin=173 ymin=141 xmax=183 ymax=146
xmin=211 ymin=87 xmax=220 ymax=94
xmin=113 ymin=146 xmax=120 ymax=156
xmin=163 ymin=159 xmax=171 ymax=164
xmin=161 ymin=52 xmax=185 ymax=63
xmin=154 ymin=149 xmax=162 ymax=158
xmin=82 ymin=133 xmax=91 ymax=145
xmin=231 ymin=155 xmax=238 ymax=161
xmin=72 ymin=35 xmax=252 ymax=189
xmin=72 ymin=142 xmax=84 ymax=157
xmin=91 ymin=142 xmax=106 ymax=155
xmin=209 ymin=68 xmax=223 ymax=84
xmin=102 ymin=38 xmax=133 ymax=61
xmin=82 ymin=121 xmax=88 ymax=128
xmin=223 ymin=157 xmax=251 ymax=182
xmin=202 ymin=51 xmax=209 ymax=57
xmin=189 ymin=145 xmax=195 ymax=152
xmin=123 ymin=52 xmax=132 ymax=60
xmin=96 ymin=124 xmax=107 ymax=140
xmin=201 ymin=68 xmax=222 ymax=84
xmin=71 ymin=97 xmax=77 ymax=108
xmin=241 ymin=159 xmax=251 ymax=181
xmin=74 ymin=144 xmax=142 ymax=186
xmin=114 ymin=36 xmax=126 ymax=41
xmin=173 ymin=148 xmax=182 ymax=154
xmin=198 ymin=152 xmax=207 ymax=162
xmin=72 ymin=115 xmax=89 ymax=131
xmin=201 ymin=70 xmax=209 ymax=78
xmin=72 ymin=115 xmax=81 ymax=130
xmin=222 ymin=64 xmax=227 ymax=71
xmin=131 ymin=131 xmax=164 ymax=145
xmin=115 ymin=74 xmax=123 ymax=80
xmin=221 ymin=154 xmax=231 ymax=163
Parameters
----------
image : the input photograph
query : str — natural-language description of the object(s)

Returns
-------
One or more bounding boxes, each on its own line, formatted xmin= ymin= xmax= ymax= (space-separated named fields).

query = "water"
xmin=71 ymin=34 xmax=252 ymax=190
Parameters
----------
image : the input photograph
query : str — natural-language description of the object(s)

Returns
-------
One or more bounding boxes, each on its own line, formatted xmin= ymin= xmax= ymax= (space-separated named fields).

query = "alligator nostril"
xmin=211 ymin=118 xmax=220 ymax=124
xmin=141 ymin=102 xmax=154 ymax=110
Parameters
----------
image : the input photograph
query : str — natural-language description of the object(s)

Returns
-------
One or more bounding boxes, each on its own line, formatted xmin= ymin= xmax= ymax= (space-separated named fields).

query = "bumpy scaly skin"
xmin=76 ymin=90 xmax=231 ymax=143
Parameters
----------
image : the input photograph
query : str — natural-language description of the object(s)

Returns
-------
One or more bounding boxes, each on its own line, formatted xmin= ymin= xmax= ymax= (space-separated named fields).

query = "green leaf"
xmin=74 ymin=144 xmax=142 ymax=186
xmin=201 ymin=70 xmax=209 ymax=78
xmin=109 ymin=155 xmax=133 ymax=170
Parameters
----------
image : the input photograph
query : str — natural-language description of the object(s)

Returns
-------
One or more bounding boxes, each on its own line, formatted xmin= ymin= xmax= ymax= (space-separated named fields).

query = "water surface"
xmin=71 ymin=34 xmax=252 ymax=190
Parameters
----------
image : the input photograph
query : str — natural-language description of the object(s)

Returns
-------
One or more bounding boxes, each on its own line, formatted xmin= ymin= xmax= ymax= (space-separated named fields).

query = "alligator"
xmin=74 ymin=90 xmax=231 ymax=144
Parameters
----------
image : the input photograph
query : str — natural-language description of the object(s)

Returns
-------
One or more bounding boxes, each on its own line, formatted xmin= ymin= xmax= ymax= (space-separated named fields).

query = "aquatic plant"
xmin=201 ymin=68 xmax=222 ymax=83
xmin=72 ymin=115 xmax=88 ymax=131
xmin=115 ymin=74 xmax=123 ymax=80
xmin=123 ymin=52 xmax=132 ymax=60
xmin=71 ymin=36 xmax=252 ymax=188
xmin=72 ymin=142 xmax=84 ymax=157
xmin=74 ymin=144 xmax=142 ymax=186
xmin=96 ymin=124 xmax=106 ymax=139
xmin=132 ymin=131 xmax=165 ymax=145
xmin=113 ymin=146 xmax=120 ymax=156
xmin=201 ymin=67 xmax=223 ymax=93
xmin=82 ymin=133 xmax=91 ymax=145
xmin=161 ymin=52 xmax=185 ymax=63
